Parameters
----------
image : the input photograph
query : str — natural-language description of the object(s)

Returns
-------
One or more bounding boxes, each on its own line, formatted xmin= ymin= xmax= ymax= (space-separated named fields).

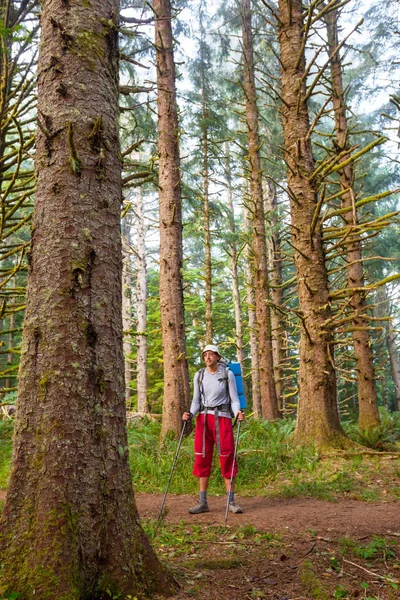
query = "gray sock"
xmin=227 ymin=491 xmax=235 ymax=503
xmin=200 ymin=491 xmax=207 ymax=504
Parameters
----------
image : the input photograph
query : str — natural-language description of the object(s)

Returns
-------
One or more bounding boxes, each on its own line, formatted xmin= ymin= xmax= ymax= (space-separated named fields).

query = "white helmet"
xmin=202 ymin=344 xmax=221 ymax=358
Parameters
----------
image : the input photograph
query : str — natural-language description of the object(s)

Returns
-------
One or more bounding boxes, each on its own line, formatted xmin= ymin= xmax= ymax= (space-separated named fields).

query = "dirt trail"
xmin=136 ymin=493 xmax=400 ymax=537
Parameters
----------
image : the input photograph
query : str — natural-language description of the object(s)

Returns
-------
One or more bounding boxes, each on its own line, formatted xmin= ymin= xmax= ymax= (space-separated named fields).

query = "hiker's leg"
xmin=224 ymin=477 xmax=234 ymax=493
xmin=190 ymin=415 xmax=213 ymax=513
xmin=218 ymin=417 xmax=237 ymax=480
xmin=219 ymin=418 xmax=242 ymax=513
xmin=200 ymin=477 xmax=209 ymax=493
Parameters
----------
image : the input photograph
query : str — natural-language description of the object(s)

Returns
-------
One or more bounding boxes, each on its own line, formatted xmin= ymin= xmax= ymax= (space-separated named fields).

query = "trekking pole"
xmin=155 ymin=419 xmax=188 ymax=534
xmin=224 ymin=418 xmax=241 ymax=526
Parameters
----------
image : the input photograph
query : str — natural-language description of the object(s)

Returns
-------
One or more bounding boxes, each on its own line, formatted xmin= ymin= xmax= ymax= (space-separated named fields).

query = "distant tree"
xmin=0 ymin=0 xmax=38 ymax=398
xmin=325 ymin=7 xmax=380 ymax=430
xmin=0 ymin=0 xmax=176 ymax=595
xmin=134 ymin=186 xmax=149 ymax=413
xmin=241 ymin=0 xmax=279 ymax=420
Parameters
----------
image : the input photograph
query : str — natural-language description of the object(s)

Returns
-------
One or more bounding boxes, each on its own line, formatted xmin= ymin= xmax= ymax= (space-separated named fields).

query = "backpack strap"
xmin=218 ymin=365 xmax=234 ymax=418
xmin=198 ymin=367 xmax=206 ymax=412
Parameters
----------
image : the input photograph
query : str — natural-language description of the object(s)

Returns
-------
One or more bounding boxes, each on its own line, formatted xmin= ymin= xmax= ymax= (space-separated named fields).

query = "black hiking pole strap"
xmin=224 ymin=419 xmax=241 ymax=526
xmin=155 ymin=420 xmax=187 ymax=533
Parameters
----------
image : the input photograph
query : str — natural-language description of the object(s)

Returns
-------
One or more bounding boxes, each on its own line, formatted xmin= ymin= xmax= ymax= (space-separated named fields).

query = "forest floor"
xmin=137 ymin=491 xmax=400 ymax=600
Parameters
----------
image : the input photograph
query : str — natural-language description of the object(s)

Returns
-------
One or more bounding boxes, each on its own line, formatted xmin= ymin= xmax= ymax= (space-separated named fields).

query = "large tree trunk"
xmin=277 ymin=0 xmax=349 ymax=448
xmin=135 ymin=187 xmax=149 ymax=414
xmin=155 ymin=0 xmax=191 ymax=438
xmin=325 ymin=9 xmax=380 ymax=430
xmin=0 ymin=0 xmax=176 ymax=596
xmin=265 ymin=181 xmax=285 ymax=411
xmin=241 ymin=0 xmax=279 ymax=420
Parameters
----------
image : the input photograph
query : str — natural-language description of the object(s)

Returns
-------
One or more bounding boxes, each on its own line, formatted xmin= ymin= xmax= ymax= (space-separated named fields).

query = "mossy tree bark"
xmin=325 ymin=8 xmax=380 ymax=430
xmin=154 ymin=0 xmax=191 ymax=439
xmin=0 ymin=0 xmax=176 ymax=597
xmin=242 ymin=0 xmax=280 ymax=420
xmin=277 ymin=0 xmax=350 ymax=449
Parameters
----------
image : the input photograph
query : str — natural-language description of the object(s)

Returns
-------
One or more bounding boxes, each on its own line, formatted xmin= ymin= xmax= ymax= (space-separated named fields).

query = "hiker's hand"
xmin=237 ymin=410 xmax=245 ymax=422
xmin=182 ymin=412 xmax=192 ymax=421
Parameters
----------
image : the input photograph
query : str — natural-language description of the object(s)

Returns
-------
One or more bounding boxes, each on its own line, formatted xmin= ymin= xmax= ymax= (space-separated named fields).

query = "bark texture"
xmin=154 ymin=0 xmax=191 ymax=438
xmin=0 ymin=0 xmax=176 ymax=596
xmin=242 ymin=0 xmax=279 ymax=420
xmin=325 ymin=9 xmax=380 ymax=430
xmin=277 ymin=0 xmax=349 ymax=448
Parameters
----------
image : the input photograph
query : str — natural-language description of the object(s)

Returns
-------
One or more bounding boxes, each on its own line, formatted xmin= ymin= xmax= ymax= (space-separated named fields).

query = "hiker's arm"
xmin=182 ymin=372 xmax=201 ymax=421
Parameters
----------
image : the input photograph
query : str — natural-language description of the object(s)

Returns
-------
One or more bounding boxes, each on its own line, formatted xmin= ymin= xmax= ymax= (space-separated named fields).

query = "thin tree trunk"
xmin=277 ymin=0 xmax=350 ymax=448
xmin=200 ymin=25 xmax=213 ymax=345
xmin=135 ymin=186 xmax=149 ymax=414
xmin=5 ymin=311 xmax=14 ymax=390
xmin=387 ymin=320 xmax=400 ymax=411
xmin=122 ymin=215 xmax=133 ymax=405
xmin=245 ymin=201 xmax=262 ymax=418
xmin=0 ymin=0 xmax=176 ymax=595
xmin=225 ymin=142 xmax=247 ymax=395
xmin=241 ymin=0 xmax=279 ymax=420
xmin=376 ymin=287 xmax=400 ymax=411
xmin=325 ymin=8 xmax=380 ymax=430
xmin=265 ymin=180 xmax=285 ymax=411
xmin=154 ymin=0 xmax=191 ymax=438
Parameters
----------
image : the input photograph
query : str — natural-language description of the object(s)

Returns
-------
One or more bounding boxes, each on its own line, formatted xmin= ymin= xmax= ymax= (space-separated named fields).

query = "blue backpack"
xmin=226 ymin=361 xmax=247 ymax=410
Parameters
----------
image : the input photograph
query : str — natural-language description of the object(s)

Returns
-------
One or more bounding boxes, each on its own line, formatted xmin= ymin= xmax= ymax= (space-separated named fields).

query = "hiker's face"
xmin=203 ymin=351 xmax=219 ymax=368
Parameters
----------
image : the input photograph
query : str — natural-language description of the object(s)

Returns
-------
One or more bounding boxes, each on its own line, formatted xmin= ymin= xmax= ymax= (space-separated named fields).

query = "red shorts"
xmin=193 ymin=413 xmax=238 ymax=479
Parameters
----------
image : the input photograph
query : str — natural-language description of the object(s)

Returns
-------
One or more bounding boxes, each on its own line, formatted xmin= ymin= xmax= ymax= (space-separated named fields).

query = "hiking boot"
xmin=229 ymin=502 xmax=243 ymax=514
xmin=188 ymin=502 xmax=210 ymax=514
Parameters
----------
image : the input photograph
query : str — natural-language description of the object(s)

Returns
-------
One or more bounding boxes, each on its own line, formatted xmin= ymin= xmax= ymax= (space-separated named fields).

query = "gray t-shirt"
xmin=189 ymin=365 xmax=241 ymax=419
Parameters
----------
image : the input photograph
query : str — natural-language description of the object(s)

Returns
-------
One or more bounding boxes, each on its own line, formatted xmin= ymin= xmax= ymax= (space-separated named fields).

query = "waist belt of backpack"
xmin=200 ymin=403 xmax=231 ymax=457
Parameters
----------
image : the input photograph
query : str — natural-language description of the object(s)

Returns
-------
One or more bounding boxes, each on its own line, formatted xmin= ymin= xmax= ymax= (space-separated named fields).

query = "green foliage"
xmin=333 ymin=585 xmax=349 ymax=599
xmin=343 ymin=409 xmax=400 ymax=450
xmin=354 ymin=536 xmax=397 ymax=562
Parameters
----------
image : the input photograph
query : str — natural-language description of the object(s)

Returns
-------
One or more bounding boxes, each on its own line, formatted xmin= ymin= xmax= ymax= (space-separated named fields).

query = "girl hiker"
xmin=182 ymin=344 xmax=245 ymax=514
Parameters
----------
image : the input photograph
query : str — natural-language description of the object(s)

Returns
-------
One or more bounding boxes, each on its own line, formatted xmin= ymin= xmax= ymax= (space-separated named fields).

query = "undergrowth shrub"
xmin=343 ymin=408 xmax=400 ymax=450
xmin=127 ymin=416 xmax=319 ymax=495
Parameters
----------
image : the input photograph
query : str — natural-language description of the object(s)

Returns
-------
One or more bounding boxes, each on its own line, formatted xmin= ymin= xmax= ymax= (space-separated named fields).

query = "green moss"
xmin=74 ymin=30 xmax=105 ymax=65
xmin=0 ymin=503 xmax=82 ymax=599
xmin=300 ymin=560 xmax=329 ymax=600
xmin=39 ymin=372 xmax=51 ymax=400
